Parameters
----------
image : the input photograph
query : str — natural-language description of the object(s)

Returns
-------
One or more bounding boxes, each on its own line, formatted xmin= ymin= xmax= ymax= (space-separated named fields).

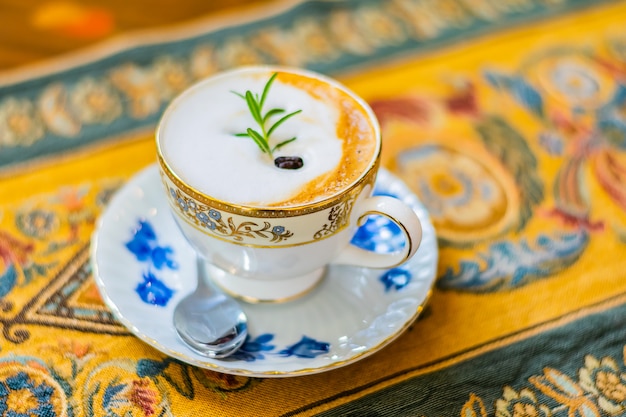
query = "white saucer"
xmin=91 ymin=164 xmax=438 ymax=377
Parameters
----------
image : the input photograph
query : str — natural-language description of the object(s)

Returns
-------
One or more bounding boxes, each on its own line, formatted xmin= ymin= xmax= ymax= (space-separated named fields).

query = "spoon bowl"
xmin=173 ymin=256 xmax=248 ymax=358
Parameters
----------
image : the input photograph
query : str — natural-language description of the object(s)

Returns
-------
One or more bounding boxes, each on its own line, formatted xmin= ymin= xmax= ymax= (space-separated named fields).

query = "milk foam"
xmin=159 ymin=68 xmax=377 ymax=207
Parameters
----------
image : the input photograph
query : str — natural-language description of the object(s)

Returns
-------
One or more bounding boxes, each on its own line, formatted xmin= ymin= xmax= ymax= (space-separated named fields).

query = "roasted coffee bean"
xmin=274 ymin=156 xmax=304 ymax=170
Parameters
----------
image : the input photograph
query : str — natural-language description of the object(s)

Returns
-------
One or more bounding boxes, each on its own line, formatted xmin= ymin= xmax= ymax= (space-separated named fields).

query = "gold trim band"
xmin=159 ymin=160 xmax=379 ymax=247
xmin=157 ymin=154 xmax=379 ymax=218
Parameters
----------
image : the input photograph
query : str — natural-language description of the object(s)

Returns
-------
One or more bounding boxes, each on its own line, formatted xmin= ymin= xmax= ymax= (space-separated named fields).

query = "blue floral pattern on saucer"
xmin=380 ymin=268 xmax=413 ymax=292
xmin=125 ymin=220 xmax=176 ymax=306
xmin=91 ymin=165 xmax=437 ymax=377
xmin=230 ymin=334 xmax=330 ymax=362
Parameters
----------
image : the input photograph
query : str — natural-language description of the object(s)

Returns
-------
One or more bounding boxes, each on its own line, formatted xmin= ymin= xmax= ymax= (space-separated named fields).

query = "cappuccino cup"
xmin=156 ymin=66 xmax=422 ymax=302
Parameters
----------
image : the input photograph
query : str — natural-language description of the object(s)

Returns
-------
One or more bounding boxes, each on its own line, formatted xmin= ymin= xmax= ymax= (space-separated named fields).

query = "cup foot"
xmin=205 ymin=263 xmax=327 ymax=303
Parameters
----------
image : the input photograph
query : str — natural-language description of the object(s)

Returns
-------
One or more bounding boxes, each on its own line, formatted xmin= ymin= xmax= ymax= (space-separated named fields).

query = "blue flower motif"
xmin=200 ymin=220 xmax=216 ymax=230
xmin=125 ymin=220 xmax=177 ymax=270
xmin=134 ymin=220 xmax=156 ymax=240
xmin=169 ymin=188 xmax=177 ymax=199
xmin=272 ymin=225 xmax=286 ymax=235
xmin=150 ymin=246 xmax=177 ymax=270
xmin=351 ymin=190 xmax=405 ymax=253
xmin=278 ymin=336 xmax=329 ymax=359
xmin=230 ymin=334 xmax=276 ymax=362
xmin=380 ymin=268 xmax=412 ymax=292
xmin=0 ymin=372 xmax=56 ymax=417
xmin=177 ymin=197 xmax=188 ymax=211
xmin=125 ymin=222 xmax=156 ymax=262
xmin=135 ymin=271 xmax=175 ymax=306
xmin=125 ymin=220 xmax=177 ymax=306
xmin=197 ymin=211 xmax=220 ymax=230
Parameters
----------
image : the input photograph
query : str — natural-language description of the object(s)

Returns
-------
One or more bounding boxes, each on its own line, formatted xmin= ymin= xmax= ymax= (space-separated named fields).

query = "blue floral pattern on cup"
xmin=351 ymin=190 xmax=406 ymax=253
xmin=352 ymin=189 xmax=414 ymax=292
xmin=121 ymin=179 xmax=414 ymax=361
xmin=169 ymin=187 xmax=294 ymax=243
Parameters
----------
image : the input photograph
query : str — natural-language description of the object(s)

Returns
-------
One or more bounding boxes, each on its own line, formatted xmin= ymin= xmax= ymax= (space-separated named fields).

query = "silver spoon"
xmin=173 ymin=256 xmax=248 ymax=358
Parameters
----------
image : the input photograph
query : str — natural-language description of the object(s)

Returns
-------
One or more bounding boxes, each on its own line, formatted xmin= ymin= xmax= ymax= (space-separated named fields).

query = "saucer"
xmin=91 ymin=164 xmax=438 ymax=377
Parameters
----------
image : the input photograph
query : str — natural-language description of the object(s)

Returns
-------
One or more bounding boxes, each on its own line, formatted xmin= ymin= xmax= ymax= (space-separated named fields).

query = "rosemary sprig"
xmin=232 ymin=73 xmax=302 ymax=159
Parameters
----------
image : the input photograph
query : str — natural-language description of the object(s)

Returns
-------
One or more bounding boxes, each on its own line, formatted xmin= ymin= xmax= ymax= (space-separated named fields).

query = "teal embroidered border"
xmin=292 ymin=297 xmax=626 ymax=416
xmin=0 ymin=0 xmax=606 ymax=171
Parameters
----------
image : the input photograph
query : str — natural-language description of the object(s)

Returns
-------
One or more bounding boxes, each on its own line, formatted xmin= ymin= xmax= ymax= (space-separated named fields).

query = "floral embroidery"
xmin=439 ymin=232 xmax=588 ymax=291
xmin=0 ymin=371 xmax=57 ymax=416
xmin=486 ymin=49 xmax=626 ymax=231
xmin=579 ymin=356 xmax=626 ymax=415
xmin=0 ymin=98 xmax=45 ymax=147
xmin=14 ymin=209 xmax=59 ymax=239
xmin=128 ymin=378 xmax=159 ymax=416
xmin=496 ymin=387 xmax=552 ymax=417
xmin=70 ymin=77 xmax=123 ymax=124
xmin=397 ymin=145 xmax=508 ymax=229
xmin=448 ymin=350 xmax=626 ymax=417
xmin=0 ymin=359 xmax=66 ymax=417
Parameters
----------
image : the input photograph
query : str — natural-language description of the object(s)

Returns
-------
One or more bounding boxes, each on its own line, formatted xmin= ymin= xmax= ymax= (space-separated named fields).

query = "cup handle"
xmin=331 ymin=195 xmax=423 ymax=269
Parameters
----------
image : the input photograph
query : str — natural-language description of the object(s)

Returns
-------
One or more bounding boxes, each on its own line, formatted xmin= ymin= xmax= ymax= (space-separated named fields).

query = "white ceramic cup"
xmin=156 ymin=66 xmax=422 ymax=302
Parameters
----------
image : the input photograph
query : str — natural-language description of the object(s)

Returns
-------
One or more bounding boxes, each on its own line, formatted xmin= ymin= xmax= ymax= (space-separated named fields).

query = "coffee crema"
xmin=157 ymin=67 xmax=379 ymax=208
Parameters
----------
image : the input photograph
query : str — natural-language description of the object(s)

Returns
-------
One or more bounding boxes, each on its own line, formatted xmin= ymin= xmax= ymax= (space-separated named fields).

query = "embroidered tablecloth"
xmin=1 ymin=0 xmax=626 ymax=415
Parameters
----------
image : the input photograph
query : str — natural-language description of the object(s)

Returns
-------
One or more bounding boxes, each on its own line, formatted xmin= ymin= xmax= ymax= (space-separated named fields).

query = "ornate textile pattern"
xmin=374 ymin=43 xmax=626 ymax=292
xmin=1 ymin=180 xmax=126 ymax=343
xmin=313 ymin=296 xmax=626 ymax=416
xmin=1 ymin=0 xmax=626 ymax=416
xmin=0 ymin=0 xmax=612 ymax=172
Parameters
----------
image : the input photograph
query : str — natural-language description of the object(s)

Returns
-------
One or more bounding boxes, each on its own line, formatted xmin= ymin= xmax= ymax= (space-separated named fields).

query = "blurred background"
xmin=0 ymin=0 xmax=271 ymax=69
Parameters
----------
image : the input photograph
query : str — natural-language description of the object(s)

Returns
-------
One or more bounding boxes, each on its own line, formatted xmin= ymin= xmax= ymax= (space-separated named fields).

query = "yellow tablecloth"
xmin=1 ymin=0 xmax=626 ymax=415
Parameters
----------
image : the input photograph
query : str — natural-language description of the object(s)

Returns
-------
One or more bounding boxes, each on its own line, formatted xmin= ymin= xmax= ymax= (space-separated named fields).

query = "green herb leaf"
xmin=267 ymin=109 xmax=302 ymax=137
xmin=263 ymin=108 xmax=285 ymax=124
xmin=273 ymin=137 xmax=297 ymax=151
xmin=231 ymin=73 xmax=302 ymax=160
xmin=247 ymin=128 xmax=270 ymax=154
xmin=230 ymin=91 xmax=245 ymax=99
xmin=260 ymin=72 xmax=278 ymax=108
xmin=245 ymin=91 xmax=262 ymax=125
